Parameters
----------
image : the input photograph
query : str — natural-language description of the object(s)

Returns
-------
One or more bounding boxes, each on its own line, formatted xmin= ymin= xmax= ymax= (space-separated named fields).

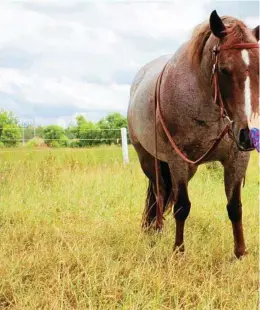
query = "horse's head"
xmin=207 ymin=11 xmax=259 ymax=151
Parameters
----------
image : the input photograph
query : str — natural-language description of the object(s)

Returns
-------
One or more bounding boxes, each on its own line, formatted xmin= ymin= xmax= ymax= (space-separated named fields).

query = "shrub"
xmin=26 ymin=137 xmax=46 ymax=148
xmin=1 ymin=124 xmax=21 ymax=147
xmin=43 ymin=125 xmax=66 ymax=147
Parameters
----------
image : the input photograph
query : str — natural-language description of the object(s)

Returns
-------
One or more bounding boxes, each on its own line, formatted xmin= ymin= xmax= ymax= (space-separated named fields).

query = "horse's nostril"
xmin=238 ymin=127 xmax=253 ymax=150
xmin=239 ymin=128 xmax=247 ymax=143
xmin=239 ymin=127 xmax=250 ymax=143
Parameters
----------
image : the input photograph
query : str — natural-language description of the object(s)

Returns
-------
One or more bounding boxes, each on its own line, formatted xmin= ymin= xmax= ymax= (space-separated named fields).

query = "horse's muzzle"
xmin=231 ymin=122 xmax=254 ymax=151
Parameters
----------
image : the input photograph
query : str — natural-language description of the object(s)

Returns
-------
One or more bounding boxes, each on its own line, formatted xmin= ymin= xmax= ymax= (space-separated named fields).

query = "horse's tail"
xmin=160 ymin=161 xmax=174 ymax=215
xmin=141 ymin=180 xmax=157 ymax=229
xmin=142 ymin=161 xmax=174 ymax=229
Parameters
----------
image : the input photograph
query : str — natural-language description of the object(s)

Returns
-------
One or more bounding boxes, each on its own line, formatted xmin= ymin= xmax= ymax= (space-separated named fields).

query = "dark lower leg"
xmin=227 ymin=184 xmax=246 ymax=258
xmin=155 ymin=194 xmax=164 ymax=231
xmin=232 ymin=222 xmax=246 ymax=258
xmin=173 ymin=184 xmax=190 ymax=251
xmin=174 ymin=220 xmax=185 ymax=251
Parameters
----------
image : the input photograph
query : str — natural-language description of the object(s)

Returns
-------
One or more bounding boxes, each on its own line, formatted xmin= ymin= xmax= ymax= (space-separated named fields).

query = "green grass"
xmin=0 ymin=146 xmax=258 ymax=309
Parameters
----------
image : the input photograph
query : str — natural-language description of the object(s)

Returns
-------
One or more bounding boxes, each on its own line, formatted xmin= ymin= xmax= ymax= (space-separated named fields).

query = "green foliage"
xmin=97 ymin=112 xmax=128 ymax=145
xmin=43 ymin=125 xmax=68 ymax=147
xmin=68 ymin=139 xmax=80 ymax=148
xmin=60 ymin=135 xmax=69 ymax=147
xmin=65 ymin=113 xmax=128 ymax=147
xmin=1 ymin=125 xmax=22 ymax=147
xmin=65 ymin=124 xmax=77 ymax=139
xmin=76 ymin=116 xmax=100 ymax=147
xmin=98 ymin=112 xmax=128 ymax=129
xmin=26 ymin=137 xmax=46 ymax=148
xmin=24 ymin=125 xmax=35 ymax=141
xmin=0 ymin=110 xmax=19 ymax=131
xmin=0 ymin=110 xmax=129 ymax=148
xmin=0 ymin=111 xmax=21 ymax=147
xmin=36 ymin=126 xmax=44 ymax=138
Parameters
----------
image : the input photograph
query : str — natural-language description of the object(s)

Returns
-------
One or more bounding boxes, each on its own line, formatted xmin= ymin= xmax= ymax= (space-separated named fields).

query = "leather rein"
xmin=153 ymin=41 xmax=259 ymax=229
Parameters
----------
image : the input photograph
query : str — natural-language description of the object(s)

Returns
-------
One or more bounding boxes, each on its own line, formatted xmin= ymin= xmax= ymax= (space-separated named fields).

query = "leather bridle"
xmin=153 ymin=40 xmax=259 ymax=229
xmin=211 ymin=42 xmax=259 ymax=122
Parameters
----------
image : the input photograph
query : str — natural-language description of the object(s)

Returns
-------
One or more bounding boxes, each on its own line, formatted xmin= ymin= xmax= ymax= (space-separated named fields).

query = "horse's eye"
xmin=219 ymin=67 xmax=231 ymax=76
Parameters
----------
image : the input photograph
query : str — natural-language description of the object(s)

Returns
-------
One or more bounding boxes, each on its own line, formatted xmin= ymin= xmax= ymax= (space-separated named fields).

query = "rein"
xmin=153 ymin=40 xmax=259 ymax=229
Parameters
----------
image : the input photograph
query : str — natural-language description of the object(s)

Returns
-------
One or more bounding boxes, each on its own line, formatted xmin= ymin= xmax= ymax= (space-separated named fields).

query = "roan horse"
xmin=127 ymin=10 xmax=259 ymax=258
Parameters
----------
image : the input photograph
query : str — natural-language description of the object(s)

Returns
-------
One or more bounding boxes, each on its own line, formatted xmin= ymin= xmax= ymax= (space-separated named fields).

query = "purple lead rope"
xmin=249 ymin=128 xmax=260 ymax=152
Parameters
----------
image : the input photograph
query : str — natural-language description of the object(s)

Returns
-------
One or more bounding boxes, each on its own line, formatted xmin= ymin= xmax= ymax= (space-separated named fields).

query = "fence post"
xmin=121 ymin=128 xmax=129 ymax=164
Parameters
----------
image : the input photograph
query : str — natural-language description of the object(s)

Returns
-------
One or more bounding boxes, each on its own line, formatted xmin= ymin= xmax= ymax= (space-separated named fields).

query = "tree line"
xmin=0 ymin=110 xmax=129 ymax=148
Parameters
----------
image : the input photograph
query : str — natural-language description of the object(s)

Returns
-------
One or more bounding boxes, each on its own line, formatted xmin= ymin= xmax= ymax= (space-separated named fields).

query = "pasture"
xmin=0 ymin=146 xmax=258 ymax=309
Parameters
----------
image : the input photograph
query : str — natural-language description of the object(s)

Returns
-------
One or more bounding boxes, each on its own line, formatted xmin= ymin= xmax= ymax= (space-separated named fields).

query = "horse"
xmin=127 ymin=10 xmax=259 ymax=258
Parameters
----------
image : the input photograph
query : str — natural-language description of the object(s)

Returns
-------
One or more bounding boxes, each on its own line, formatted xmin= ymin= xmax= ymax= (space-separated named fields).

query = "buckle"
xmin=212 ymin=45 xmax=218 ymax=53
xmin=212 ymin=64 xmax=216 ymax=75
xmin=212 ymin=45 xmax=219 ymax=59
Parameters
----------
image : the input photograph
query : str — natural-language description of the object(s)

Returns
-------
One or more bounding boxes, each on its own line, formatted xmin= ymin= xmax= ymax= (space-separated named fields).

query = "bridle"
xmin=211 ymin=41 xmax=259 ymax=152
xmin=153 ymin=40 xmax=259 ymax=229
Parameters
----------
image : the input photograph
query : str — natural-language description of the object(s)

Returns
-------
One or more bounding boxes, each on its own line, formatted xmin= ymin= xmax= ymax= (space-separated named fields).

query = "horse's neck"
xmin=162 ymin=49 xmax=221 ymax=123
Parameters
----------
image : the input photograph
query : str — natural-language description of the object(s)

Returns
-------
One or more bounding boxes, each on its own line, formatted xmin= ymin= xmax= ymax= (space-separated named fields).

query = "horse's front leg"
xmin=223 ymin=157 xmax=249 ymax=258
xmin=168 ymin=159 xmax=197 ymax=252
xmin=173 ymin=182 xmax=191 ymax=252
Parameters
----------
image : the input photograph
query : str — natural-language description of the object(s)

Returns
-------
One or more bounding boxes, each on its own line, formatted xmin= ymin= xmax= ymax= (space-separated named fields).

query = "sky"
xmin=0 ymin=0 xmax=259 ymax=127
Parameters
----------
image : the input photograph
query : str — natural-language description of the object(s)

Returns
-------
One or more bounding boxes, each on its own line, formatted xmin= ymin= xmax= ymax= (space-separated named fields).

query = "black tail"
xmin=160 ymin=161 xmax=174 ymax=213
xmin=141 ymin=180 xmax=157 ymax=228
xmin=142 ymin=161 xmax=173 ymax=228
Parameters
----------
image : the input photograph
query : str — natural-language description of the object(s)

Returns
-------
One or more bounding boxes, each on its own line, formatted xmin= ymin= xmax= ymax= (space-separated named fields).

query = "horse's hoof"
xmin=142 ymin=222 xmax=164 ymax=234
xmin=173 ymin=244 xmax=185 ymax=254
xmin=234 ymin=249 xmax=248 ymax=259
xmin=141 ymin=223 xmax=151 ymax=232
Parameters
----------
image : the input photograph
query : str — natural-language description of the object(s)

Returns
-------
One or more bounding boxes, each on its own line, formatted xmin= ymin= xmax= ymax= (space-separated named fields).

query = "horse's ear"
xmin=252 ymin=25 xmax=259 ymax=41
xmin=210 ymin=10 xmax=227 ymax=38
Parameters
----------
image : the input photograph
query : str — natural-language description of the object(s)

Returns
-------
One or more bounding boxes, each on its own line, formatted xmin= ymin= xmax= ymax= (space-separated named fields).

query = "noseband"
xmin=153 ymin=40 xmax=259 ymax=229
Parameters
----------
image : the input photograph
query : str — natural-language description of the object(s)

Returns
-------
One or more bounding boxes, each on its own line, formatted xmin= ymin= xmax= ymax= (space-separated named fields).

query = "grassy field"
xmin=0 ymin=146 xmax=258 ymax=309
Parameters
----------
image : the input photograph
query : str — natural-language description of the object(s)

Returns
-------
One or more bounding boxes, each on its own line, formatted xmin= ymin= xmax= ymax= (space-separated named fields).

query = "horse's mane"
xmin=189 ymin=16 xmax=248 ymax=68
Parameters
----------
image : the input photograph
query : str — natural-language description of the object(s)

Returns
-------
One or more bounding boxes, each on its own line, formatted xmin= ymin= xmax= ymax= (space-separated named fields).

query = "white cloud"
xmin=0 ymin=0 xmax=258 ymax=125
xmin=244 ymin=16 xmax=260 ymax=28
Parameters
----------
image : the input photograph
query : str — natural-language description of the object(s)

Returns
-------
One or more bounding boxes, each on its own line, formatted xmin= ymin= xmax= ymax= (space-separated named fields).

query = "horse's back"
xmin=129 ymin=54 xmax=172 ymax=98
xmin=129 ymin=42 xmax=187 ymax=101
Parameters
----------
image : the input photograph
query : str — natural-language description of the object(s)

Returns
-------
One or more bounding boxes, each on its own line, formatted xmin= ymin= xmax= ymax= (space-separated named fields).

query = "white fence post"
xmin=121 ymin=128 xmax=129 ymax=164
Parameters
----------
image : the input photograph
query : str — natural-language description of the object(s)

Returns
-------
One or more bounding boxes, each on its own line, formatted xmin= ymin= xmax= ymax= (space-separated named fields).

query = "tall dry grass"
xmin=0 ymin=146 xmax=258 ymax=309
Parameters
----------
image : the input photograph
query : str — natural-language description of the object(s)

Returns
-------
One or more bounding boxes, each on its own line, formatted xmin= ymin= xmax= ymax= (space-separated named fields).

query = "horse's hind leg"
xmin=133 ymin=143 xmax=172 ymax=229
xmin=222 ymin=153 xmax=250 ymax=258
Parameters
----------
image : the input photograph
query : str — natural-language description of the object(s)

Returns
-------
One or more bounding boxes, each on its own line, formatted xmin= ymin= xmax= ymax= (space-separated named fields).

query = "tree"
xmin=0 ymin=110 xmax=21 ymax=147
xmin=43 ymin=125 xmax=68 ymax=147
xmin=36 ymin=126 xmax=44 ymax=138
xmin=24 ymin=125 xmax=35 ymax=141
xmin=75 ymin=115 xmax=100 ymax=147
xmin=65 ymin=124 xmax=77 ymax=140
xmin=97 ymin=113 xmax=128 ymax=145
xmin=0 ymin=110 xmax=129 ymax=148
xmin=1 ymin=124 xmax=21 ymax=147
xmin=105 ymin=113 xmax=128 ymax=129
